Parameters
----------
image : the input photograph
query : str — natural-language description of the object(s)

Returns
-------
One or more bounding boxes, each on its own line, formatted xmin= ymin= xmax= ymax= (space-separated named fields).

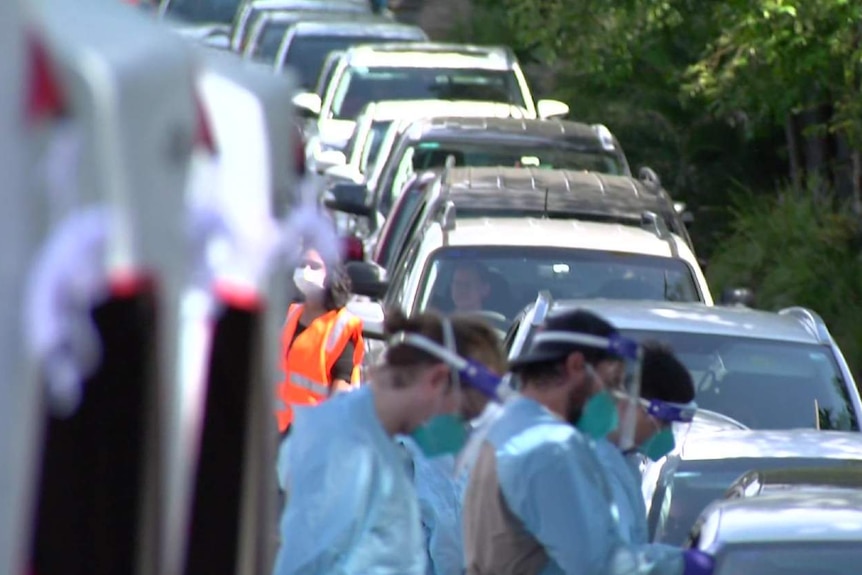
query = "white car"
xmin=316 ymin=99 xmax=529 ymax=180
xmin=294 ymin=42 xmax=570 ymax=162
xmin=345 ymin=212 xmax=712 ymax=337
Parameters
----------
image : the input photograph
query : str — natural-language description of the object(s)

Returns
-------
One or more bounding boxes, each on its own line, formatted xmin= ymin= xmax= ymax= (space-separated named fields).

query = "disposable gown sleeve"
xmin=611 ymin=543 xmax=685 ymax=575
xmin=501 ymin=442 xmax=617 ymax=575
xmin=273 ymin=437 xmax=379 ymax=575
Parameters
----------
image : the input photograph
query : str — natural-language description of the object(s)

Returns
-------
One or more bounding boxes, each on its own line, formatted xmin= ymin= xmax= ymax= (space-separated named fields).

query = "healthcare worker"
xmin=275 ymin=247 xmax=364 ymax=435
xmin=462 ymin=308 xmax=716 ymax=575
xmin=592 ymin=339 xmax=696 ymax=545
xmin=273 ymin=309 xmax=505 ymax=575
xmin=397 ymin=315 xmax=507 ymax=575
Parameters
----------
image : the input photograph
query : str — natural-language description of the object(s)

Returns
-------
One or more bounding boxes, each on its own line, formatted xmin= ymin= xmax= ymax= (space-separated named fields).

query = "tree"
xmin=687 ymin=0 xmax=862 ymax=209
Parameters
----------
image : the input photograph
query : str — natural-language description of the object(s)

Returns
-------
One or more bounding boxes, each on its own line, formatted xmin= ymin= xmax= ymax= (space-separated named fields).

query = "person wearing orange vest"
xmin=276 ymin=248 xmax=365 ymax=434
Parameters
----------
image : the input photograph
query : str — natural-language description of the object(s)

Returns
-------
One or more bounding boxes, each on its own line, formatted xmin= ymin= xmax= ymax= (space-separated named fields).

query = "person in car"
xmin=449 ymin=262 xmax=492 ymax=313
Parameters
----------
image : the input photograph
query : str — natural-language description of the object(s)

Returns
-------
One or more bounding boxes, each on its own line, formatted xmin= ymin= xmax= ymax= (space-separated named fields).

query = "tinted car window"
xmin=409 ymin=140 xmax=626 ymax=175
xmin=374 ymin=192 xmax=426 ymax=270
xmin=716 ymin=541 xmax=862 ymax=575
xmin=286 ymin=36 xmax=415 ymax=90
xmin=417 ymin=246 xmax=702 ymax=321
xmin=166 ymin=0 xmax=240 ymax=23
xmin=361 ymin=120 xmax=393 ymax=172
xmin=649 ymin=458 xmax=862 ymax=545
xmin=624 ymin=330 xmax=858 ymax=431
xmin=254 ymin=21 xmax=291 ymax=61
xmin=331 ymin=67 xmax=526 ymax=120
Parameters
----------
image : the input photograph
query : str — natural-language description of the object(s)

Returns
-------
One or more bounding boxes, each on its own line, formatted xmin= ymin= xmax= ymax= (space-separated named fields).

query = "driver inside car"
xmin=450 ymin=262 xmax=492 ymax=313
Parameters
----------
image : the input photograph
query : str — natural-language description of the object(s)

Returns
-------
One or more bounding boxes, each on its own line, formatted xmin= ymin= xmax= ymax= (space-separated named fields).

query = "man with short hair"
xmin=450 ymin=263 xmax=491 ymax=314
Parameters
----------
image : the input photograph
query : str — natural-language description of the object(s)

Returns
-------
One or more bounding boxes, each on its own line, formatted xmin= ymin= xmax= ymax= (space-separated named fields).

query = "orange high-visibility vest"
xmin=275 ymin=303 xmax=365 ymax=432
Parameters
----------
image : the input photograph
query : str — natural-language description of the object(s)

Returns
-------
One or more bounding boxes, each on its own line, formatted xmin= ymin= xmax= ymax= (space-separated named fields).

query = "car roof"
xmin=358 ymin=99 xmax=528 ymax=122
xmin=288 ymin=20 xmax=426 ymax=37
xmin=439 ymin=167 xmax=666 ymax=221
xmin=534 ymin=299 xmax=828 ymax=343
xmin=441 ymin=217 xmax=686 ymax=258
xmin=249 ymin=0 xmax=369 ymax=10
xmin=707 ymin=488 xmax=862 ymax=544
xmin=259 ymin=9 xmax=378 ymax=23
xmin=344 ymin=42 xmax=514 ymax=69
xmin=679 ymin=429 xmax=862 ymax=462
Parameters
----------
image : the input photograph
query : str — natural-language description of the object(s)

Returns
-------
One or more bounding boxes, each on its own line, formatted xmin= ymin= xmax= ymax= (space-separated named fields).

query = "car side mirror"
xmin=292 ymin=92 xmax=322 ymax=118
xmin=639 ymin=166 xmax=662 ymax=188
xmin=315 ymin=149 xmax=346 ymax=173
xmin=346 ymin=298 xmax=385 ymax=340
xmin=323 ymin=183 xmax=372 ymax=217
xmin=719 ymin=287 xmax=755 ymax=307
xmin=345 ymin=261 xmax=389 ymax=301
xmin=536 ymin=99 xmax=569 ymax=119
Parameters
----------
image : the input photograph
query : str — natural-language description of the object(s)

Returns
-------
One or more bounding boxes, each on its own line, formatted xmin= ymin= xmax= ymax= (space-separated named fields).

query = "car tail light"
xmin=342 ymin=235 xmax=364 ymax=262
xmin=26 ymin=30 xmax=65 ymax=123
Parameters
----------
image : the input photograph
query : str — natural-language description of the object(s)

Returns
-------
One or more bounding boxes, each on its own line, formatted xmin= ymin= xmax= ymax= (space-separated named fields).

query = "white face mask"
xmin=293 ymin=266 xmax=326 ymax=296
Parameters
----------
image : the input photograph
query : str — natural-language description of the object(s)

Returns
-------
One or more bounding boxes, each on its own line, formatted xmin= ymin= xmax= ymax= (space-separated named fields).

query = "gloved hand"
xmin=682 ymin=549 xmax=715 ymax=575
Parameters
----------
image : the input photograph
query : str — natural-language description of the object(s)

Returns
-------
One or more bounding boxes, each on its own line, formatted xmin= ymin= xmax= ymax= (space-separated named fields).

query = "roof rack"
xmin=778 ymin=306 xmax=832 ymax=345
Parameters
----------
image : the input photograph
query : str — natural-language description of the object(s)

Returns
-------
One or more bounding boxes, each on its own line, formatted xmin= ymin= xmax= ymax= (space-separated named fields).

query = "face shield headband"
xmin=611 ymin=391 xmax=698 ymax=424
xmin=530 ymin=330 xmax=643 ymax=447
xmin=386 ymin=325 xmax=502 ymax=400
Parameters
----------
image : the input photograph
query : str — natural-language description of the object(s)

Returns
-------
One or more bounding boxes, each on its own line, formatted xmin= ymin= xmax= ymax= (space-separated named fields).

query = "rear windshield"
xmin=649 ymin=458 xmax=862 ymax=546
xmin=166 ymin=0 xmax=240 ymax=24
xmin=417 ymin=246 xmax=701 ymax=326
xmin=408 ymin=140 xmax=626 ymax=176
xmin=624 ymin=330 xmax=858 ymax=432
xmin=331 ymin=67 xmax=526 ymax=120
xmin=285 ymin=36 xmax=420 ymax=90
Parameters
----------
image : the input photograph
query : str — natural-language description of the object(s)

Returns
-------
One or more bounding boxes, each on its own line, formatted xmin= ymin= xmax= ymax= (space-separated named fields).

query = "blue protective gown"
xmin=593 ymin=438 xmax=649 ymax=545
xmin=398 ymin=436 xmax=465 ymax=575
xmin=273 ymin=386 xmax=426 ymax=575
xmin=467 ymin=395 xmax=685 ymax=575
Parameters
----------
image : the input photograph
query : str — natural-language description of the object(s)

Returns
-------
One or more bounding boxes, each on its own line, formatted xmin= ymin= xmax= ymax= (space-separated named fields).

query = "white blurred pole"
xmin=0 ymin=3 xmax=45 ymax=574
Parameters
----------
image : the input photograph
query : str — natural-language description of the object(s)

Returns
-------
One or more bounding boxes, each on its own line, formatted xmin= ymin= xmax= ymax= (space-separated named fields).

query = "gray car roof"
xmin=706 ymin=488 xmax=862 ymax=544
xmin=413 ymin=116 xmax=606 ymax=145
xmin=439 ymin=167 xmax=670 ymax=223
xmin=541 ymin=300 xmax=824 ymax=344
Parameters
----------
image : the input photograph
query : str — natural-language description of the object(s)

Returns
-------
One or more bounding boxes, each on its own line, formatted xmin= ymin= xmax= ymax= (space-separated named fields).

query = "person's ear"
xmin=425 ymin=363 xmax=452 ymax=393
xmin=562 ymin=351 xmax=585 ymax=381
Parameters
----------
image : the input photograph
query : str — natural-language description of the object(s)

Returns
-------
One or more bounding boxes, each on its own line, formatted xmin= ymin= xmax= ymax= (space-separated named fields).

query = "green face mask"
xmin=639 ymin=427 xmax=675 ymax=461
xmin=576 ymin=390 xmax=620 ymax=440
xmin=410 ymin=413 xmax=469 ymax=458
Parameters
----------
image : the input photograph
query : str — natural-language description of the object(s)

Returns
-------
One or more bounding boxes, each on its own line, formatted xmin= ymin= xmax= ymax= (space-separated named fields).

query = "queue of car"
xmin=151 ymin=0 xmax=862 ymax=570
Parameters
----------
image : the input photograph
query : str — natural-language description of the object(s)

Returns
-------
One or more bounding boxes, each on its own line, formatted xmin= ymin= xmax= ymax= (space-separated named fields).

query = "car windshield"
xmin=650 ymin=458 xmax=862 ymax=545
xmin=286 ymin=36 xmax=416 ymax=90
xmin=331 ymin=67 xmax=527 ymax=120
xmin=166 ymin=0 xmax=240 ymax=23
xmin=408 ymin=140 xmax=626 ymax=175
xmin=417 ymin=247 xmax=702 ymax=325
xmin=716 ymin=541 xmax=862 ymax=575
xmin=624 ymin=330 xmax=858 ymax=431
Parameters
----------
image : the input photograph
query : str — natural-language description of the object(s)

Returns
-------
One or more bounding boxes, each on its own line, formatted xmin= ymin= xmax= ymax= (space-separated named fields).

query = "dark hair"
xmin=383 ymin=308 xmax=506 ymax=374
xmin=452 ymin=261 xmax=491 ymax=284
xmin=640 ymin=339 xmax=695 ymax=404
xmin=322 ymin=262 xmax=352 ymax=311
xmin=515 ymin=308 xmax=620 ymax=386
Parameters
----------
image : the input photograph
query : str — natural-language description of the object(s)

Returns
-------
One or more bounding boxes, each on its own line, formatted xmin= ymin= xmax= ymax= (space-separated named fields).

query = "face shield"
xmin=527 ymin=330 xmax=642 ymax=441
xmin=613 ymin=390 xmax=698 ymax=462
xmin=386 ymin=318 xmax=503 ymax=459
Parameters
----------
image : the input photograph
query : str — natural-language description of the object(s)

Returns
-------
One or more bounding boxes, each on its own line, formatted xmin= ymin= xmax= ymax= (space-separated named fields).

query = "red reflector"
xmin=342 ymin=236 xmax=364 ymax=262
xmin=214 ymin=281 xmax=262 ymax=311
xmin=26 ymin=31 xmax=65 ymax=123
xmin=194 ymin=89 xmax=217 ymax=154
xmin=108 ymin=271 xmax=155 ymax=297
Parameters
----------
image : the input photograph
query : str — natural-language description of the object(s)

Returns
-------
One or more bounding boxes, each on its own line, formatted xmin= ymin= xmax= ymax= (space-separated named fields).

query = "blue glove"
xmin=683 ymin=549 xmax=715 ymax=575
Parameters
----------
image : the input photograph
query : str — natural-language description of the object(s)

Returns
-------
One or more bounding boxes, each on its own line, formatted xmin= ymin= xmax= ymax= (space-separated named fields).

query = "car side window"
xmin=385 ymin=237 xmax=422 ymax=311
xmin=378 ymin=196 xmax=426 ymax=270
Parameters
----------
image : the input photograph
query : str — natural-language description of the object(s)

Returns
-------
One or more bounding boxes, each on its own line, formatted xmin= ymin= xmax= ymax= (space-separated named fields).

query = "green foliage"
xmin=687 ymin=0 xmax=862 ymax=144
xmin=707 ymin=185 xmax=862 ymax=377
